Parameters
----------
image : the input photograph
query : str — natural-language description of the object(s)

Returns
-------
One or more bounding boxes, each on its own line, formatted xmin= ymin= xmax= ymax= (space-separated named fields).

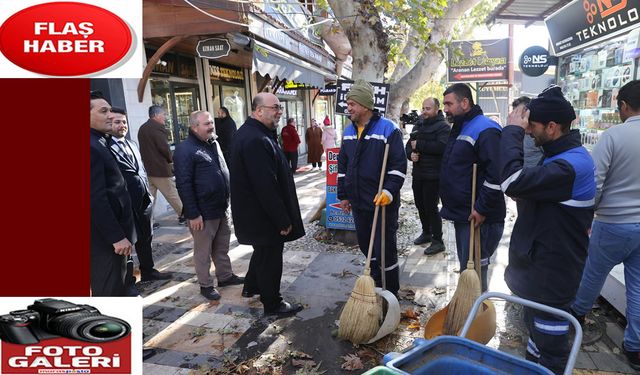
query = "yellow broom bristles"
xmin=443 ymin=261 xmax=481 ymax=335
xmin=338 ymin=273 xmax=382 ymax=344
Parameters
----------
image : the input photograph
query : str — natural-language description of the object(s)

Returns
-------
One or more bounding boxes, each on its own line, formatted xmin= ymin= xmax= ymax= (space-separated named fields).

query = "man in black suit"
xmin=230 ymin=93 xmax=305 ymax=316
xmin=90 ymin=92 xmax=135 ymax=296
xmin=108 ymin=108 xmax=172 ymax=284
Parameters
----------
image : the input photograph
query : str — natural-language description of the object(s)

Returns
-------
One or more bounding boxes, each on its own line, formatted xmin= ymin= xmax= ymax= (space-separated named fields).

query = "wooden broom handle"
xmin=365 ymin=144 xmax=391 ymax=271
xmin=381 ymin=205 xmax=386 ymax=290
xmin=466 ymin=164 xmax=477 ymax=270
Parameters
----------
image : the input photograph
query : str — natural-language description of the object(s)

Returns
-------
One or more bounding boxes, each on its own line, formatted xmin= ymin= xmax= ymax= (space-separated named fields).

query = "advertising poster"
xmin=325 ymin=148 xmax=355 ymax=231
xmin=447 ymin=38 xmax=510 ymax=83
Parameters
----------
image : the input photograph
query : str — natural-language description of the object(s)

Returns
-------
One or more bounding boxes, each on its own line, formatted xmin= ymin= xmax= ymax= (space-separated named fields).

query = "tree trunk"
xmin=386 ymin=0 xmax=483 ymax=122
xmin=327 ymin=0 xmax=388 ymax=82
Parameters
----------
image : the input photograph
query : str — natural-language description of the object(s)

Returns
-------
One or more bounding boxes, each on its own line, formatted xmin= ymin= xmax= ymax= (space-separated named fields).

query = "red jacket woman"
xmin=281 ymin=118 xmax=301 ymax=173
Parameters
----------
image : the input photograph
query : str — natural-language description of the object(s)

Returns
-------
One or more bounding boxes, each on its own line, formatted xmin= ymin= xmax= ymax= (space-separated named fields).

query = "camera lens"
xmin=88 ymin=322 xmax=126 ymax=339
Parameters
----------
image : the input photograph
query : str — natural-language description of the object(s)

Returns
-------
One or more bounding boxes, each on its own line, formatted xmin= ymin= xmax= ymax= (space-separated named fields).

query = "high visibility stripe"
xmin=456 ymin=135 xmax=475 ymax=146
xmin=364 ymin=134 xmax=387 ymax=142
xmin=483 ymin=181 xmax=501 ymax=190
xmin=388 ymin=170 xmax=406 ymax=179
xmin=337 ymin=173 xmax=345 ymax=178
xmin=501 ymin=169 xmax=522 ymax=191
xmin=480 ymin=257 xmax=489 ymax=266
xmin=384 ymin=263 xmax=398 ymax=271
xmin=343 ymin=135 xmax=357 ymax=140
xmin=527 ymin=338 xmax=541 ymax=358
xmin=534 ymin=318 xmax=569 ymax=335
xmin=560 ymin=198 xmax=595 ymax=207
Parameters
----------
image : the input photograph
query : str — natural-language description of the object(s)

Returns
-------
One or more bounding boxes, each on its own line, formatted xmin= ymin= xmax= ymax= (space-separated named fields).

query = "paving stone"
xmin=144 ymin=347 xmax=223 ymax=370
xmin=605 ymin=322 xmax=625 ymax=350
xmin=142 ymin=362 xmax=184 ymax=375
xmin=144 ymin=303 xmax=190 ymax=322
xmin=590 ymin=352 xmax=637 ymax=373
xmin=143 ymin=318 xmax=172 ymax=343
xmin=574 ymin=351 xmax=597 ymax=370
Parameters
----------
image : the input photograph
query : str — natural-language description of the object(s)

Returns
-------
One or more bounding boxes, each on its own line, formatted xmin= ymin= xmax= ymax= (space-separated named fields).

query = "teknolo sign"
xmin=447 ymin=39 xmax=509 ymax=83
xmin=196 ymin=38 xmax=230 ymax=59
xmin=546 ymin=0 xmax=640 ymax=56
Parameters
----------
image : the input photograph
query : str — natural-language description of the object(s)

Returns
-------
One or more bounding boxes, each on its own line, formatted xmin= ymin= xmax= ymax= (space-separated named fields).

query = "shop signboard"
xmin=447 ymin=39 xmax=510 ymax=83
xmin=319 ymin=85 xmax=337 ymax=95
xmin=519 ymin=46 xmax=559 ymax=77
xmin=325 ymin=148 xmax=355 ymax=231
xmin=335 ymin=79 xmax=390 ymax=116
xmin=196 ymin=38 xmax=230 ymax=59
xmin=546 ymin=0 xmax=640 ymax=56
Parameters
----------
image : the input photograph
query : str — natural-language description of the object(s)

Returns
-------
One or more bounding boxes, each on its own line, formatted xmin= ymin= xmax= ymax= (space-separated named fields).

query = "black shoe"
xmin=413 ymin=232 xmax=432 ymax=245
xmin=569 ymin=307 xmax=585 ymax=325
xmin=424 ymin=239 xmax=445 ymax=255
xmin=264 ymin=301 xmax=303 ymax=316
xmin=152 ymin=222 xmax=160 ymax=230
xmin=140 ymin=269 xmax=172 ymax=282
xmin=241 ymin=288 xmax=259 ymax=298
xmin=200 ymin=286 xmax=221 ymax=300
xmin=623 ymin=342 xmax=640 ymax=370
xmin=218 ymin=274 xmax=245 ymax=287
xmin=178 ymin=216 xmax=187 ymax=225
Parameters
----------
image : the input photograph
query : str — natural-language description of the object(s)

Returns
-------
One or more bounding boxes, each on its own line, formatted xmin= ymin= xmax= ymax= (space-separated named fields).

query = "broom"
xmin=338 ymin=144 xmax=390 ymax=344
xmin=443 ymin=163 xmax=482 ymax=335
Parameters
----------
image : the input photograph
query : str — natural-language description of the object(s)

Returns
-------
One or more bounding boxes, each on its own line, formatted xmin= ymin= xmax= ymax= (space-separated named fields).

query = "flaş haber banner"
xmin=0 ymin=297 xmax=142 ymax=375
xmin=0 ymin=0 xmax=143 ymax=78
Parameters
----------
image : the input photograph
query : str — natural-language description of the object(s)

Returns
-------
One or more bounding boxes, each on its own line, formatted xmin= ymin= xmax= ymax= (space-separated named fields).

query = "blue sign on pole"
xmin=325 ymin=148 xmax=355 ymax=230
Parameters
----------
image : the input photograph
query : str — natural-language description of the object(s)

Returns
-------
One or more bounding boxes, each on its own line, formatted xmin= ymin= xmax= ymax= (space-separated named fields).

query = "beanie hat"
xmin=528 ymin=86 xmax=576 ymax=124
xmin=346 ymin=79 xmax=374 ymax=110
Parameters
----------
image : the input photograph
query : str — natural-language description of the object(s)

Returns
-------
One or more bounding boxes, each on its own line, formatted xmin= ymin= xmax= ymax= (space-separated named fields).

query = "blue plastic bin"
xmin=384 ymin=337 xmax=552 ymax=374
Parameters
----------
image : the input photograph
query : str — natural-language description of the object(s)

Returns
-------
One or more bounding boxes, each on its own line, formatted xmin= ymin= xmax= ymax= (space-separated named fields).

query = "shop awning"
xmin=485 ymin=0 xmax=572 ymax=25
xmin=252 ymin=41 xmax=331 ymax=88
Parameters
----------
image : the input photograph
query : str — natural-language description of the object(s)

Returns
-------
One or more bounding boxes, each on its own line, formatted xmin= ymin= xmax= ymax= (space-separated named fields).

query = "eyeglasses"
xmin=260 ymin=104 xmax=284 ymax=111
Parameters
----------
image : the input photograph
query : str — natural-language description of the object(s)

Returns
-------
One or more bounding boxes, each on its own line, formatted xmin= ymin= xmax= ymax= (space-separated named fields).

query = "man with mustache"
xmin=174 ymin=110 xmax=244 ymax=301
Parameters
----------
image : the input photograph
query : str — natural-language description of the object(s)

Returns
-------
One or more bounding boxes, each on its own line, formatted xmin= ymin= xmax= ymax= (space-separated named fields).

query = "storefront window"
xmin=150 ymin=79 xmax=200 ymax=146
xmin=558 ymin=34 xmax=637 ymax=151
xmin=314 ymin=98 xmax=329 ymax=124
xmin=221 ymin=86 xmax=246 ymax=125
xmin=209 ymin=63 xmax=247 ymax=125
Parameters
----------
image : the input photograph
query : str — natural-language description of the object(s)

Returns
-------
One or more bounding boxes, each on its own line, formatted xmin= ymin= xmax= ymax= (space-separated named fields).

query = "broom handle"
xmin=364 ymin=144 xmax=391 ymax=271
xmin=381 ymin=205 xmax=386 ymax=290
xmin=466 ymin=164 xmax=477 ymax=270
xmin=475 ymin=226 xmax=481 ymax=282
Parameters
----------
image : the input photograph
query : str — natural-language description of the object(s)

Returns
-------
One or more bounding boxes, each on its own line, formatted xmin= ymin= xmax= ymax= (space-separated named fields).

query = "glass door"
xmin=172 ymin=83 xmax=200 ymax=144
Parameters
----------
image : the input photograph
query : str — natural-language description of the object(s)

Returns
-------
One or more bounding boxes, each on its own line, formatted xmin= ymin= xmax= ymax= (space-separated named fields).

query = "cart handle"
xmin=460 ymin=292 xmax=582 ymax=375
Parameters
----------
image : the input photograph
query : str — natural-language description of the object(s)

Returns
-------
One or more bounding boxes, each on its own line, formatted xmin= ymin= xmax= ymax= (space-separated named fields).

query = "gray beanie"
xmin=346 ymin=79 xmax=374 ymax=110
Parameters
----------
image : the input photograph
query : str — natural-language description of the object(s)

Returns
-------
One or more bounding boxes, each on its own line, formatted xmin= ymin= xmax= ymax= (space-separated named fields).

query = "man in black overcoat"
xmin=89 ymin=92 xmax=135 ymax=296
xmin=229 ymin=92 xmax=305 ymax=316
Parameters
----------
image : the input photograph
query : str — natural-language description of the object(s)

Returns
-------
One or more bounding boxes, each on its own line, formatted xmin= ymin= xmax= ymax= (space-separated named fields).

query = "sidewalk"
xmin=140 ymin=156 xmax=635 ymax=374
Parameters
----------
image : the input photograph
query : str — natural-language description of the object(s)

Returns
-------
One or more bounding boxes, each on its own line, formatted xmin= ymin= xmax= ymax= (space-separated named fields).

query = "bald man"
xmin=229 ymin=93 xmax=305 ymax=316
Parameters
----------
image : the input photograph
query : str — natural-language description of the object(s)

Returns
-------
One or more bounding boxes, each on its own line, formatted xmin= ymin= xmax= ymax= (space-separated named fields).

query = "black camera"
xmin=400 ymin=110 xmax=420 ymax=125
xmin=0 ymin=299 xmax=130 ymax=345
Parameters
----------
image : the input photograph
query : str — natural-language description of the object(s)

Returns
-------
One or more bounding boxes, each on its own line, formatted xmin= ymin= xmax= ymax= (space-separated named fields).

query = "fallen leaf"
xmin=292 ymin=359 xmax=317 ymax=368
xmin=340 ymin=354 xmax=364 ymax=371
xmin=401 ymin=309 xmax=419 ymax=320
xmin=289 ymin=351 xmax=313 ymax=359
xmin=407 ymin=322 xmax=422 ymax=330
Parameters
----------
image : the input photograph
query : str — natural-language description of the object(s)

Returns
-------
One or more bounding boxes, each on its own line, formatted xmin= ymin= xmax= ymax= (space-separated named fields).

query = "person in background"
xmin=337 ymin=79 xmax=406 ymax=297
xmin=440 ymin=83 xmax=505 ymax=292
xmin=405 ymin=97 xmax=450 ymax=255
xmin=323 ymin=115 xmax=331 ymax=127
xmin=89 ymin=91 xmax=134 ymax=296
xmin=215 ymin=106 xmax=237 ymax=164
xmin=306 ymin=119 xmax=323 ymax=170
xmin=138 ymin=105 xmax=186 ymax=226
xmin=321 ymin=117 xmax=337 ymax=150
xmin=230 ymin=93 xmax=305 ymax=316
xmin=570 ymin=80 xmax=640 ymax=371
xmin=281 ymin=118 xmax=301 ymax=173
xmin=174 ymin=110 xmax=244 ymax=301
xmin=109 ymin=108 xmax=172 ymax=287
xmin=501 ymin=86 xmax=595 ymax=374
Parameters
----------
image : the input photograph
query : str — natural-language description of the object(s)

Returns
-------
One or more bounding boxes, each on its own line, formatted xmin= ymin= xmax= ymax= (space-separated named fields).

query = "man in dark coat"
xmin=215 ymin=106 xmax=237 ymax=164
xmin=501 ymin=86 xmax=595 ymax=374
xmin=405 ymin=97 xmax=450 ymax=254
xmin=230 ymin=93 xmax=305 ymax=316
xmin=174 ymin=110 xmax=244 ymax=301
xmin=89 ymin=92 xmax=135 ymax=296
xmin=108 ymin=107 xmax=171 ymax=285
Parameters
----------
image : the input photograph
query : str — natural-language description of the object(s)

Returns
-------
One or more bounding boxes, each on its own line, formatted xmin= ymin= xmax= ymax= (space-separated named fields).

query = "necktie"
xmin=118 ymin=140 xmax=133 ymax=163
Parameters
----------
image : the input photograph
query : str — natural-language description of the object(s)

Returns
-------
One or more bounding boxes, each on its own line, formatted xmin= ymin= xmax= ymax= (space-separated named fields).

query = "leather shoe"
xmin=200 ymin=286 xmax=221 ymax=300
xmin=264 ymin=301 xmax=303 ymax=316
xmin=140 ymin=269 xmax=172 ymax=282
xmin=241 ymin=288 xmax=259 ymax=298
xmin=217 ymin=274 xmax=245 ymax=287
xmin=413 ymin=232 xmax=432 ymax=245
xmin=424 ymin=239 xmax=445 ymax=255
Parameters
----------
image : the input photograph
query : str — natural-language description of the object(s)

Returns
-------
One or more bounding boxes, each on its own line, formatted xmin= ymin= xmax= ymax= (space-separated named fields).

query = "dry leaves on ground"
xmin=340 ymin=354 xmax=364 ymax=371
xmin=401 ymin=308 xmax=419 ymax=321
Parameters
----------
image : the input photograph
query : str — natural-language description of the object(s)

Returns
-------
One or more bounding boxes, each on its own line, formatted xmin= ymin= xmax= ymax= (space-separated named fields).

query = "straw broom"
xmin=443 ymin=164 xmax=482 ymax=335
xmin=338 ymin=144 xmax=390 ymax=344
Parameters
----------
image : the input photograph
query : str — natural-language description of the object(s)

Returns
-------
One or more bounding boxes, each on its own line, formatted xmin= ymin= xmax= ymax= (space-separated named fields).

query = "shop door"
xmin=279 ymin=99 xmax=306 ymax=153
xmin=171 ymin=83 xmax=200 ymax=144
